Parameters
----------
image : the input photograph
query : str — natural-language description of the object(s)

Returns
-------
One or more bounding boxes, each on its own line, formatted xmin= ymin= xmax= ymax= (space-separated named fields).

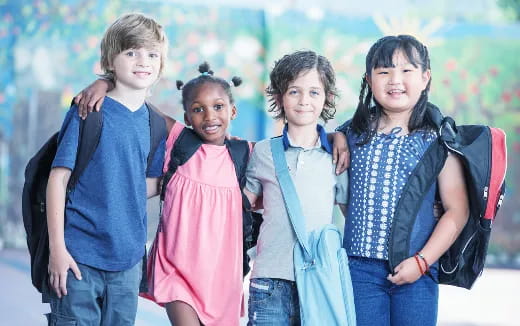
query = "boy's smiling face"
xmin=280 ymin=69 xmax=326 ymax=128
xmin=110 ymin=47 xmax=161 ymax=91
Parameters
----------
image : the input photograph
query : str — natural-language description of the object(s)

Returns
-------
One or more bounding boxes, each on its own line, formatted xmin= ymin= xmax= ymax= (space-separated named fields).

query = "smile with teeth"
xmin=134 ymin=71 xmax=151 ymax=77
xmin=388 ymin=89 xmax=405 ymax=95
xmin=203 ymin=125 xmax=220 ymax=133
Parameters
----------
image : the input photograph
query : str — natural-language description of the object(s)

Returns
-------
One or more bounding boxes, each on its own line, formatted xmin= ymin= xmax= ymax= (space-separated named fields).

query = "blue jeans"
xmin=45 ymin=261 xmax=141 ymax=326
xmin=349 ymin=256 xmax=438 ymax=326
xmin=247 ymin=278 xmax=301 ymax=326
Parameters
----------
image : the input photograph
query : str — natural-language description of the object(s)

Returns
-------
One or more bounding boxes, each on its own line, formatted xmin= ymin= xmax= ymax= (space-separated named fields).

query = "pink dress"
xmin=143 ymin=122 xmax=244 ymax=325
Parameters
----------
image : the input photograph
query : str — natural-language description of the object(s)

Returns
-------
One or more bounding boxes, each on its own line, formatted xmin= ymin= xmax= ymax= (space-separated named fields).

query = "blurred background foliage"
xmin=0 ymin=0 xmax=519 ymax=267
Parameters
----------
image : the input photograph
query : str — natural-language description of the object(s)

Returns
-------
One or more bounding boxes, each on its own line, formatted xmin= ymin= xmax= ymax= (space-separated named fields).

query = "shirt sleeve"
xmin=51 ymin=106 xmax=80 ymax=170
xmin=335 ymin=169 xmax=349 ymax=205
xmin=245 ymin=143 xmax=263 ymax=196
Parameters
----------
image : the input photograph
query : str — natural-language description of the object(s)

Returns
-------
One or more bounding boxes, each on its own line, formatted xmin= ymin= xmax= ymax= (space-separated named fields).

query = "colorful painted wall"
xmin=1 ymin=0 xmax=519 ymax=266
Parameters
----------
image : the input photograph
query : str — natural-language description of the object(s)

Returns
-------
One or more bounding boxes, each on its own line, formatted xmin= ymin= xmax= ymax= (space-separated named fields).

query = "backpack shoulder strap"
xmin=270 ymin=137 xmax=312 ymax=260
xmin=388 ymin=139 xmax=448 ymax=272
xmin=225 ymin=139 xmax=250 ymax=188
xmin=160 ymin=127 xmax=203 ymax=200
xmin=67 ymin=110 xmax=103 ymax=190
xmin=145 ymin=102 xmax=167 ymax=174
xmin=426 ymin=102 xmax=458 ymax=144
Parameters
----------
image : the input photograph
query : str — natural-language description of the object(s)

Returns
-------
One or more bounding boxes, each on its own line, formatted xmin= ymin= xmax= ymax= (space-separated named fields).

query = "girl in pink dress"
xmin=143 ymin=62 xmax=247 ymax=326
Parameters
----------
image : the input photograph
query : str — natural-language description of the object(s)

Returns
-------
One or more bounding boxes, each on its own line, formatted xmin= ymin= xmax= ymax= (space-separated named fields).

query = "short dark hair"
xmin=351 ymin=35 xmax=433 ymax=144
xmin=266 ymin=50 xmax=338 ymax=121
xmin=177 ymin=62 xmax=242 ymax=111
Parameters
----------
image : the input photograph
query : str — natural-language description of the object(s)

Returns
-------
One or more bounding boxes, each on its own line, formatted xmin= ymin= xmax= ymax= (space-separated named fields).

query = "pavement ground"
xmin=1 ymin=248 xmax=517 ymax=325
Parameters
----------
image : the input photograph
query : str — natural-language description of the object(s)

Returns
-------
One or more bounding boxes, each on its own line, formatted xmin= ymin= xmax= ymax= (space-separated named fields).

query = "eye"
xmin=288 ymin=89 xmax=299 ymax=95
xmin=149 ymin=52 xmax=160 ymax=59
xmin=310 ymin=90 xmax=320 ymax=96
xmin=377 ymin=70 xmax=388 ymax=75
xmin=192 ymin=106 xmax=204 ymax=113
xmin=214 ymin=104 xmax=224 ymax=110
xmin=125 ymin=50 xmax=136 ymax=57
xmin=403 ymin=69 xmax=413 ymax=73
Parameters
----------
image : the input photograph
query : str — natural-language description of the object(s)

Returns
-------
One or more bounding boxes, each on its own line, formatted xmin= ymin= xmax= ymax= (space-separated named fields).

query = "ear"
xmin=230 ymin=105 xmax=238 ymax=120
xmin=184 ymin=112 xmax=191 ymax=126
xmin=422 ymin=69 xmax=431 ymax=90
xmin=365 ymin=73 xmax=372 ymax=88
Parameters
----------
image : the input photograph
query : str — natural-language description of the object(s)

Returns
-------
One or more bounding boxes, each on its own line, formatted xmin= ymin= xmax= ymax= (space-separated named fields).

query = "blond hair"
xmin=100 ymin=13 xmax=168 ymax=81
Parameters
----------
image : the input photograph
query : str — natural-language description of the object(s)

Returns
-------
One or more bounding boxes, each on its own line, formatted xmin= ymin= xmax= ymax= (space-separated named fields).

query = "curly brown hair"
xmin=266 ymin=50 xmax=338 ymax=122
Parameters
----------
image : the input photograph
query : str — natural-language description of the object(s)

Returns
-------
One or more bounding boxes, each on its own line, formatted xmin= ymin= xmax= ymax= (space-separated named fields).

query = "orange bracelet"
xmin=414 ymin=254 xmax=425 ymax=275
xmin=416 ymin=252 xmax=430 ymax=273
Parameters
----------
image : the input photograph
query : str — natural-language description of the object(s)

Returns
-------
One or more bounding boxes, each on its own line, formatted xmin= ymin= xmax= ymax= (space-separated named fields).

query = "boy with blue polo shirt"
xmin=243 ymin=51 xmax=348 ymax=325
xmin=45 ymin=13 xmax=167 ymax=325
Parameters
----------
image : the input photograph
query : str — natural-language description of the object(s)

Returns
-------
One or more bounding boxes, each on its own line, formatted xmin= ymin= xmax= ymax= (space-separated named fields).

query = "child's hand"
xmin=73 ymin=79 xmax=112 ymax=119
xmin=48 ymin=247 xmax=82 ymax=298
xmin=331 ymin=131 xmax=350 ymax=174
xmin=386 ymin=256 xmax=422 ymax=285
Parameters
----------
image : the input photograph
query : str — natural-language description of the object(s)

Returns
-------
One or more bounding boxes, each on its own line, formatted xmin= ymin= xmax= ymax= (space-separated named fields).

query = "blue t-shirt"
xmin=52 ymin=97 xmax=165 ymax=271
xmin=344 ymin=127 xmax=438 ymax=261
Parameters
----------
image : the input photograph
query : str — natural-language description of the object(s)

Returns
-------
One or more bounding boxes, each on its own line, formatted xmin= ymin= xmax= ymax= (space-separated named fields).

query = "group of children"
xmin=45 ymin=12 xmax=469 ymax=326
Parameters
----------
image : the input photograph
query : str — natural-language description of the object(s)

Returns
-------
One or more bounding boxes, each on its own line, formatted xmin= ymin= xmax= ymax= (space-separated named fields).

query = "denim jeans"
xmin=349 ymin=256 xmax=438 ymax=326
xmin=247 ymin=278 xmax=301 ymax=326
xmin=45 ymin=261 xmax=141 ymax=326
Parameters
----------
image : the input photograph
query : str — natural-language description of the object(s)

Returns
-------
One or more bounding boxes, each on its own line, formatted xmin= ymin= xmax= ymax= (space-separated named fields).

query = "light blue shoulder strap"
xmin=270 ymin=137 xmax=312 ymax=260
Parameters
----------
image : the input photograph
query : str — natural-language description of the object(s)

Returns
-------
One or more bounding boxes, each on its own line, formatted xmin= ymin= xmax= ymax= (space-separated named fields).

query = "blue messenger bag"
xmin=270 ymin=137 xmax=356 ymax=326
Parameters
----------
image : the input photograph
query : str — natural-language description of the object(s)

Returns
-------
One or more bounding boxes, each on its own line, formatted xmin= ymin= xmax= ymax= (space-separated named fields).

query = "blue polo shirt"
xmin=52 ymin=97 xmax=165 ymax=271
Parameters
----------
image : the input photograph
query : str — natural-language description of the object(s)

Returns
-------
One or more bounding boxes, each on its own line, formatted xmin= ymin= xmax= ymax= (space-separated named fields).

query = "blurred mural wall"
xmin=1 ymin=0 xmax=519 ymax=267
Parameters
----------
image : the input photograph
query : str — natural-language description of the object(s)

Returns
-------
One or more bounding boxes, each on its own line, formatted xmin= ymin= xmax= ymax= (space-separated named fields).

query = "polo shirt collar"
xmin=282 ymin=124 xmax=332 ymax=154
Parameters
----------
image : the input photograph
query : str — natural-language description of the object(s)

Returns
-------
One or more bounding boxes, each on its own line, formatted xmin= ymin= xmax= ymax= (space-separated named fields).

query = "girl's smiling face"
xmin=184 ymin=82 xmax=237 ymax=145
xmin=368 ymin=49 xmax=431 ymax=115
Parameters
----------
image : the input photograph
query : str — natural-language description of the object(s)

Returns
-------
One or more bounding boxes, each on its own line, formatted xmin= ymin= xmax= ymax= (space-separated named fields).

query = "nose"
xmin=136 ymin=52 xmax=150 ymax=67
xmin=388 ymin=71 xmax=402 ymax=85
xmin=203 ymin=107 xmax=216 ymax=121
xmin=299 ymin=92 xmax=310 ymax=106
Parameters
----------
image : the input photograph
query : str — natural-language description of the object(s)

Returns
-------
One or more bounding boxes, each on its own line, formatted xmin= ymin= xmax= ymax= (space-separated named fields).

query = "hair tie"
xmin=201 ymin=72 xmax=209 ymax=76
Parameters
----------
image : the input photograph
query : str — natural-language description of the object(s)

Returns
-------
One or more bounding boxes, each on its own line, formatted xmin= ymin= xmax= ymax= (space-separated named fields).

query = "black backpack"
xmin=22 ymin=103 xmax=166 ymax=293
xmin=388 ymin=103 xmax=507 ymax=289
xmin=159 ymin=127 xmax=258 ymax=276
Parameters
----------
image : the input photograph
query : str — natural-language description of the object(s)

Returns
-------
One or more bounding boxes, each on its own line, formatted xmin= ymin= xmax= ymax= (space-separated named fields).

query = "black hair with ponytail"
xmin=176 ymin=62 xmax=242 ymax=111
xmin=351 ymin=35 xmax=434 ymax=144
